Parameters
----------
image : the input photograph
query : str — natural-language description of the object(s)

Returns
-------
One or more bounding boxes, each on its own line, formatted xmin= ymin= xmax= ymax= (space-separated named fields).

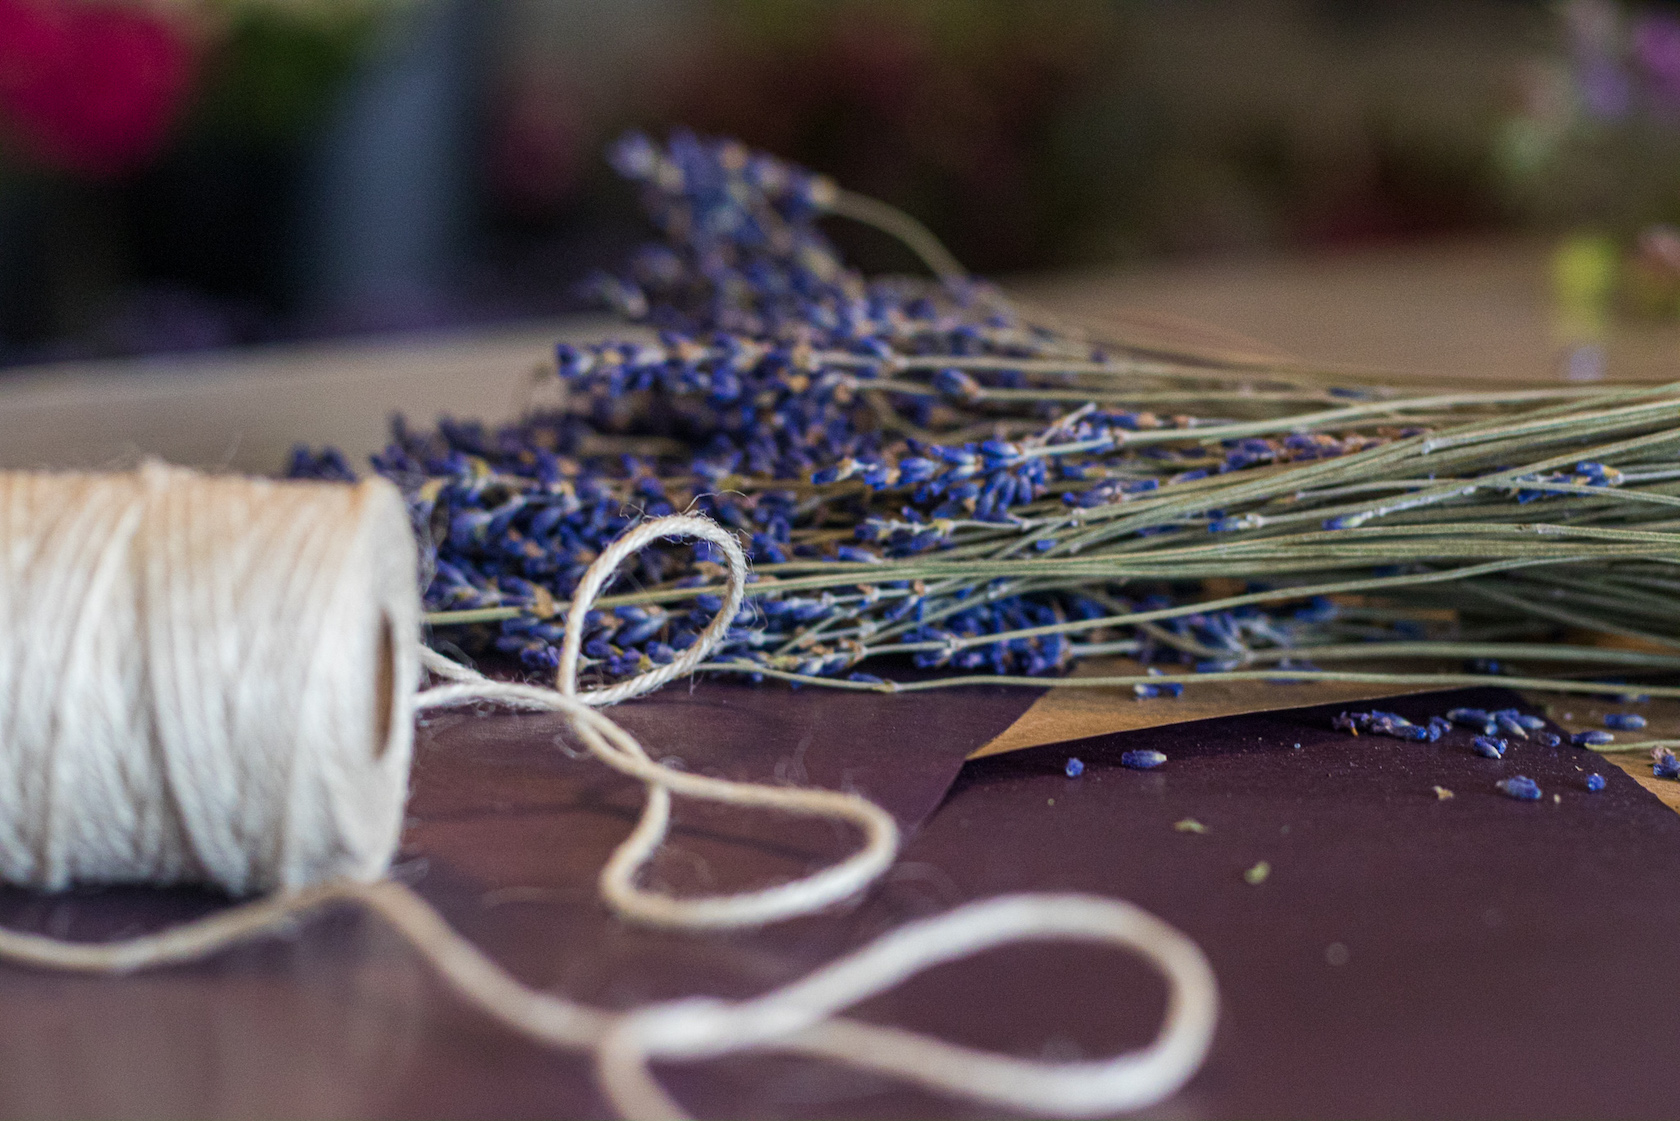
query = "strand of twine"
xmin=416 ymin=514 xmax=901 ymax=929
xmin=0 ymin=489 xmax=1218 ymax=1120
xmin=0 ymin=878 xmax=1217 ymax=1120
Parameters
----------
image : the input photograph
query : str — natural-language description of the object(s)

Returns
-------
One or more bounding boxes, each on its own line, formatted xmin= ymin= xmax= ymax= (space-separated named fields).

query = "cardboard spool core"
xmin=374 ymin=613 xmax=396 ymax=761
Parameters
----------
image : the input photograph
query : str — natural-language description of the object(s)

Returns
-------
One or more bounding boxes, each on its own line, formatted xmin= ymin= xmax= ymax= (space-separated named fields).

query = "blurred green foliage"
xmin=196 ymin=0 xmax=390 ymax=144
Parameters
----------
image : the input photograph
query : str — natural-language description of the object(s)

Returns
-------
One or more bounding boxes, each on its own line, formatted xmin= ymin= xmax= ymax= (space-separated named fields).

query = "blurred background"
xmin=2 ymin=0 xmax=1677 ymax=370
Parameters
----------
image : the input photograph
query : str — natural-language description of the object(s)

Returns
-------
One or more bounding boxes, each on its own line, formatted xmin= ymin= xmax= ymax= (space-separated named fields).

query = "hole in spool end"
xmin=374 ymin=612 xmax=397 ymax=761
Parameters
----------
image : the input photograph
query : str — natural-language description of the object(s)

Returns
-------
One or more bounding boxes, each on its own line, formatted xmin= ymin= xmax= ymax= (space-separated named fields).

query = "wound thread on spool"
xmin=0 ymin=462 xmax=419 ymax=894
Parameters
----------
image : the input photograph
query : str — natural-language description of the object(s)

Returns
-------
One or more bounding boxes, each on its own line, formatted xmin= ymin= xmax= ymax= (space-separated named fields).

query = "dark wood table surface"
xmin=2 ymin=678 xmax=1677 ymax=1119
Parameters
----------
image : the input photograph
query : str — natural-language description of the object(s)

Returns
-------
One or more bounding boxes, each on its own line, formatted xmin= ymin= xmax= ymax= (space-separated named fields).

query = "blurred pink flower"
xmin=0 ymin=0 xmax=196 ymax=176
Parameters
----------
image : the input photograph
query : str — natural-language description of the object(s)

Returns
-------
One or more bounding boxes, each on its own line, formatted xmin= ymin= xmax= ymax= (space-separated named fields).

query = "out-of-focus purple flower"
xmin=1580 ymin=58 xmax=1633 ymax=119
xmin=1635 ymin=12 xmax=1680 ymax=102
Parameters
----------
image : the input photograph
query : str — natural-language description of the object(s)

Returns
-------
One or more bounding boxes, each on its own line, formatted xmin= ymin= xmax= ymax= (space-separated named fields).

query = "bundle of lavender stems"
xmin=291 ymin=131 xmax=1680 ymax=706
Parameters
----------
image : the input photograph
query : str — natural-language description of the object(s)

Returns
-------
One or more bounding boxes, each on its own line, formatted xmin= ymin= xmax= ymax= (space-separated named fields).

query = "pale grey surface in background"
xmin=0 ymin=318 xmax=617 ymax=473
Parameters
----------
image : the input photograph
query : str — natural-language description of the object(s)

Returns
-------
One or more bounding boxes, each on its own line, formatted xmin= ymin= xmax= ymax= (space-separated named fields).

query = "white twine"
xmin=0 ymin=466 xmax=1219 ymax=1119
xmin=0 ymin=463 xmax=419 ymax=893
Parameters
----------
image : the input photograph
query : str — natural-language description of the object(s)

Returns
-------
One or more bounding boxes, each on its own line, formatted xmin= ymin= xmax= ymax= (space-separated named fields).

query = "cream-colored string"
xmin=0 ymin=506 xmax=1219 ymax=1119
xmin=0 ymin=877 xmax=1217 ymax=1120
xmin=417 ymin=514 xmax=901 ymax=929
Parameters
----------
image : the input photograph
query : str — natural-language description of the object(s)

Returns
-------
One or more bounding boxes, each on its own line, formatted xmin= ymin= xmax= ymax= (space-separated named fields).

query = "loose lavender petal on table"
xmin=1472 ymin=736 xmax=1507 ymax=759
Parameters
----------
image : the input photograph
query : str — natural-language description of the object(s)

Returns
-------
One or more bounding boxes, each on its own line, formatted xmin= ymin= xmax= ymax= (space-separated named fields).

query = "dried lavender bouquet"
xmin=291 ymin=131 xmax=1680 ymax=703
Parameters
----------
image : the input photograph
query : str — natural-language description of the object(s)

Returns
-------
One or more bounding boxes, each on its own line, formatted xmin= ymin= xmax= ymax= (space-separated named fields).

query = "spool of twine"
xmin=0 ymin=463 xmax=1218 ymax=1121
xmin=0 ymin=462 xmax=419 ymax=894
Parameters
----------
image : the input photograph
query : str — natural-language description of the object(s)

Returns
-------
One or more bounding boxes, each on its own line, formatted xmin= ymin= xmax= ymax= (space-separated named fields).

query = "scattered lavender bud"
xmin=1065 ymin=757 xmax=1085 ymax=778
xmin=1573 ymin=730 xmax=1615 ymax=747
xmin=1491 ymin=708 xmax=1543 ymax=732
xmin=1493 ymin=711 xmax=1529 ymax=739
xmin=1496 ymin=775 xmax=1542 ymax=801
xmin=1332 ymin=711 xmax=1368 ymax=734
xmin=1604 ymin=713 xmax=1647 ymax=730
xmin=1447 ymin=707 xmax=1496 ymax=733
xmin=1535 ymin=731 xmax=1561 ymax=748
xmin=1121 ymin=750 xmax=1167 ymax=770
xmin=1653 ymin=749 xmax=1680 ymax=779
xmin=1472 ymin=736 xmax=1507 ymax=759
xmin=1425 ymin=716 xmax=1452 ymax=741
xmin=1585 ymin=773 xmax=1606 ymax=792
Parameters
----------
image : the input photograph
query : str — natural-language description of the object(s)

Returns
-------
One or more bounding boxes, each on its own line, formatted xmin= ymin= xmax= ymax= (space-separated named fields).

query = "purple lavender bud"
xmin=1605 ymin=713 xmax=1647 ymax=730
xmin=607 ymin=130 xmax=660 ymax=179
xmin=1497 ymin=776 xmax=1542 ymax=801
xmin=519 ymin=644 xmax=561 ymax=671
xmin=1120 ymin=750 xmax=1167 ymax=770
xmin=1065 ymin=757 xmax=1085 ymax=778
xmin=1446 ymin=708 xmax=1489 ymax=727
xmin=857 ymin=463 xmax=895 ymax=489
xmin=1586 ymin=773 xmax=1606 ymax=792
xmin=809 ymin=463 xmax=849 ymax=486
xmin=1494 ymin=713 xmax=1530 ymax=740
xmin=1473 ymin=736 xmax=1507 ymax=759
xmin=1573 ymin=730 xmax=1615 ymax=747
xmin=933 ymin=368 xmax=982 ymax=400
xmin=897 ymin=457 xmax=938 ymax=484
xmin=1654 ymin=750 xmax=1680 ymax=779
xmin=1536 ymin=731 xmax=1561 ymax=748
